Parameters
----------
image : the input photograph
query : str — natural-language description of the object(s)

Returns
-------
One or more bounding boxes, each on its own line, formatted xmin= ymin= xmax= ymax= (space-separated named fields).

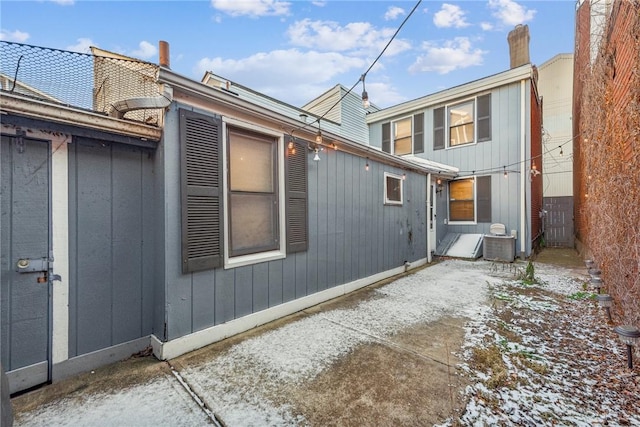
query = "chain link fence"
xmin=1 ymin=41 xmax=163 ymax=125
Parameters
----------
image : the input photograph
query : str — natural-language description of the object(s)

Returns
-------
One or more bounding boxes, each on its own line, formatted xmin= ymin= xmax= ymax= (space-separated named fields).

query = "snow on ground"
xmin=450 ymin=260 xmax=640 ymax=427
xmin=179 ymin=259 xmax=499 ymax=426
xmin=15 ymin=373 xmax=211 ymax=427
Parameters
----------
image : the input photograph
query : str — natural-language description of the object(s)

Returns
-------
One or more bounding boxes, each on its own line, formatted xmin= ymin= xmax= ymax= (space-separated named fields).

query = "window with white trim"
xmin=384 ymin=172 xmax=403 ymax=205
xmin=448 ymin=176 xmax=492 ymax=223
xmin=433 ymin=93 xmax=492 ymax=150
xmin=179 ymin=108 xmax=308 ymax=273
xmin=381 ymin=113 xmax=424 ymax=155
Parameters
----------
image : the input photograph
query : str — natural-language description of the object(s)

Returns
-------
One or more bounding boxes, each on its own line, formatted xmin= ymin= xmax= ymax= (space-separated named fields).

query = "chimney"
xmin=159 ymin=40 xmax=170 ymax=68
xmin=507 ymin=24 xmax=530 ymax=68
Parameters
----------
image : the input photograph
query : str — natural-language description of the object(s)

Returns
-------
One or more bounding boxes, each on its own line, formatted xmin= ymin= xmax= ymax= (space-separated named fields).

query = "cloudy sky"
xmin=1 ymin=0 xmax=575 ymax=108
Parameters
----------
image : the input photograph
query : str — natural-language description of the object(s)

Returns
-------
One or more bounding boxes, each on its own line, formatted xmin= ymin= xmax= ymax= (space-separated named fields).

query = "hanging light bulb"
xmin=503 ymin=166 xmax=508 ymax=178
xmin=365 ymin=158 xmax=369 ymax=171
xmin=361 ymin=74 xmax=370 ymax=109
xmin=313 ymin=148 xmax=321 ymax=161
xmin=331 ymin=142 xmax=337 ymax=150
xmin=532 ymin=161 xmax=537 ymax=171
xmin=402 ymin=173 xmax=406 ymax=180
xmin=315 ymin=119 xmax=323 ymax=144
xmin=559 ymin=145 xmax=563 ymax=156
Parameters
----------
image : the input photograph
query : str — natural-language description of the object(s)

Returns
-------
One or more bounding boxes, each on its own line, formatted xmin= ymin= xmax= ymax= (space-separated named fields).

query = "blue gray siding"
xmin=161 ymin=104 xmax=427 ymax=340
xmin=369 ymin=82 xmax=530 ymax=251
xmin=68 ymin=138 xmax=156 ymax=357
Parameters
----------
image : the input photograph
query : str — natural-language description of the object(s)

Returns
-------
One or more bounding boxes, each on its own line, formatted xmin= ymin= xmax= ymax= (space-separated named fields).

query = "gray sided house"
xmin=366 ymin=64 xmax=544 ymax=260
xmin=0 ymin=41 xmax=456 ymax=394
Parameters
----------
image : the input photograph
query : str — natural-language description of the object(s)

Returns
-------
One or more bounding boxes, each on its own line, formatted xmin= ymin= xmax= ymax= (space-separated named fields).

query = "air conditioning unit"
xmin=483 ymin=223 xmax=516 ymax=262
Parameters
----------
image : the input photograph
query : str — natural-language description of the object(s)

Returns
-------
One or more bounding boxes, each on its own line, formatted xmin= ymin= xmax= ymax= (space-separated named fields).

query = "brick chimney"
xmin=507 ymin=24 xmax=530 ymax=68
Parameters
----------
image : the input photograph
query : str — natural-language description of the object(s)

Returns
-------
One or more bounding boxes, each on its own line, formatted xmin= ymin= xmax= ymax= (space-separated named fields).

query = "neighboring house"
xmin=365 ymin=25 xmax=543 ymax=260
xmin=0 ymin=40 xmax=457 ymax=394
xmin=537 ymin=53 xmax=575 ymax=247
xmin=573 ymin=0 xmax=639 ymax=326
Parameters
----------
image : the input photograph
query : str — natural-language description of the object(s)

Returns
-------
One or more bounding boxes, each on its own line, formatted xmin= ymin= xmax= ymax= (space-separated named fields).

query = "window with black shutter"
xmin=180 ymin=109 xmax=224 ymax=273
xmin=413 ymin=112 xmax=424 ymax=154
xmin=477 ymin=94 xmax=492 ymax=142
xmin=433 ymin=107 xmax=445 ymax=150
xmin=285 ymin=136 xmax=308 ymax=253
xmin=477 ymin=176 xmax=492 ymax=222
xmin=382 ymin=122 xmax=391 ymax=153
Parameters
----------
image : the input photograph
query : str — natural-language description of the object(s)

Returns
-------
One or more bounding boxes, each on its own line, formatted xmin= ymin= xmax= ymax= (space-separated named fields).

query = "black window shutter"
xmin=477 ymin=94 xmax=492 ymax=142
xmin=286 ymin=135 xmax=308 ymax=253
xmin=433 ymin=107 xmax=445 ymax=150
xmin=477 ymin=175 xmax=492 ymax=223
xmin=414 ymin=112 xmax=424 ymax=154
xmin=381 ymin=122 xmax=391 ymax=153
xmin=179 ymin=109 xmax=224 ymax=273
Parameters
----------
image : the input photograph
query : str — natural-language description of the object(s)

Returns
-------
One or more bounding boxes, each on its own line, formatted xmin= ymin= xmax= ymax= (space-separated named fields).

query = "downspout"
xmin=427 ymin=173 xmax=432 ymax=263
xmin=520 ymin=80 xmax=527 ymax=257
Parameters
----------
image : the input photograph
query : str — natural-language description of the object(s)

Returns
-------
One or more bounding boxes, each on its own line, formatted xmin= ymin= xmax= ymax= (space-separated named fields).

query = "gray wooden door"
xmin=1 ymin=135 xmax=51 ymax=393
xmin=543 ymin=196 xmax=575 ymax=248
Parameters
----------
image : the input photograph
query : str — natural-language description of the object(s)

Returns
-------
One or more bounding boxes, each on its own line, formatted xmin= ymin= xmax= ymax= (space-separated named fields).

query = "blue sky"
xmin=1 ymin=0 xmax=576 ymax=108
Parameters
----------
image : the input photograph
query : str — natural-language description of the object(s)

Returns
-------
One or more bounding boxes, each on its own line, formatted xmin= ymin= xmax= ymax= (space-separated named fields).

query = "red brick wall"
xmin=572 ymin=0 xmax=591 ymax=245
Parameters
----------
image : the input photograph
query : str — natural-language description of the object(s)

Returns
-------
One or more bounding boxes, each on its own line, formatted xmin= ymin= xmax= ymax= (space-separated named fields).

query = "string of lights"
xmin=288 ymin=0 xmax=423 ymax=140
xmin=455 ymin=131 xmax=581 ymax=177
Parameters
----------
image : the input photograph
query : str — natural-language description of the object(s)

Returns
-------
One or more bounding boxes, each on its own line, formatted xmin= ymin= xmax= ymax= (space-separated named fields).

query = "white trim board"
xmin=152 ymin=259 xmax=428 ymax=361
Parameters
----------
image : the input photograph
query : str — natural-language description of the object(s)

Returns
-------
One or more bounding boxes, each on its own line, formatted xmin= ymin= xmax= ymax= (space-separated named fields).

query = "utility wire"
xmin=289 ymin=0 xmax=423 ymax=138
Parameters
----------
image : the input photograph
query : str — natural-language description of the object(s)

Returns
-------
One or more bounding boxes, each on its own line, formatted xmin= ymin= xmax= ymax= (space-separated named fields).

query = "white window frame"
xmin=447 ymin=177 xmax=477 ymax=224
xmin=384 ymin=172 xmax=404 ymax=206
xmin=391 ymin=115 xmax=413 ymax=156
xmin=222 ymin=117 xmax=286 ymax=269
xmin=446 ymin=97 xmax=476 ymax=149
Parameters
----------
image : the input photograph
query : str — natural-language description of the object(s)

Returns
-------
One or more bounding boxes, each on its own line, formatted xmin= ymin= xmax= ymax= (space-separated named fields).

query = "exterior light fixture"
xmin=596 ymin=294 xmax=613 ymax=322
xmin=402 ymin=173 xmax=406 ymax=180
xmin=299 ymin=113 xmax=308 ymax=123
xmin=436 ymin=178 xmax=444 ymax=194
xmin=503 ymin=166 xmax=508 ymax=178
xmin=313 ymin=148 xmax=321 ymax=162
xmin=365 ymin=158 xmax=369 ymax=171
xmin=360 ymin=74 xmax=370 ymax=109
xmin=316 ymin=120 xmax=323 ymax=144
xmin=612 ymin=325 xmax=640 ymax=369
xmin=590 ymin=276 xmax=603 ymax=294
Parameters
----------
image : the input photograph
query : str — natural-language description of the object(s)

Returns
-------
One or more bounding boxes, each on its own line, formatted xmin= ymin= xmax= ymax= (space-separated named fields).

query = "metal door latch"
xmin=15 ymin=258 xmax=48 ymax=273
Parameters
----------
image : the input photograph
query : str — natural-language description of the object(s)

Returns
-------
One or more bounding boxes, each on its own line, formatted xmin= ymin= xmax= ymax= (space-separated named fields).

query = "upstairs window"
xmin=434 ymin=93 xmax=492 ymax=150
xmin=381 ymin=113 xmax=424 ymax=155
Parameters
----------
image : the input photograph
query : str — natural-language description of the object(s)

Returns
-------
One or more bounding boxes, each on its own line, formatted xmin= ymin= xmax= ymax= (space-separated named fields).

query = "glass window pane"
xmin=394 ymin=136 xmax=412 ymax=155
xmin=394 ymin=118 xmax=412 ymax=155
xmin=449 ymin=102 xmax=474 ymax=125
xmin=450 ymin=201 xmax=474 ymax=221
xmin=230 ymin=193 xmax=277 ymax=253
xmin=450 ymin=123 xmax=474 ymax=146
xmin=229 ymin=130 xmax=274 ymax=192
xmin=386 ymin=176 xmax=402 ymax=203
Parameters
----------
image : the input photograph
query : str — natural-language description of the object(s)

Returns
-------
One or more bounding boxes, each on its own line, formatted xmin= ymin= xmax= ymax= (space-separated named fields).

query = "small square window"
xmin=384 ymin=172 xmax=403 ymax=205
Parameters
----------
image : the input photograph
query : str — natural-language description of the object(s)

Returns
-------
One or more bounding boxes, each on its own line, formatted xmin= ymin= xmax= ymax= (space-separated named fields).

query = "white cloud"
xmin=211 ymin=0 xmax=290 ymax=17
xmin=311 ymin=1 xmax=326 ymax=6
xmin=0 ymin=29 xmax=29 ymax=43
xmin=433 ymin=4 xmax=470 ymax=28
xmin=50 ymin=0 xmax=74 ymax=5
xmin=195 ymin=49 xmax=365 ymax=105
xmin=365 ymin=81 xmax=407 ymax=108
xmin=131 ymin=40 xmax=157 ymax=60
xmin=409 ymin=37 xmax=486 ymax=74
xmin=488 ymin=0 xmax=536 ymax=26
xmin=66 ymin=37 xmax=93 ymax=53
xmin=480 ymin=22 xmax=494 ymax=31
xmin=286 ymin=19 xmax=411 ymax=57
xmin=384 ymin=6 xmax=405 ymax=21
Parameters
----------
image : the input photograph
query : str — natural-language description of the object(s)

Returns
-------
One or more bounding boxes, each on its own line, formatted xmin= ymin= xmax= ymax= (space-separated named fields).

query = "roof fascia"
xmin=366 ymin=64 xmax=533 ymax=124
xmin=159 ymin=68 xmax=457 ymax=177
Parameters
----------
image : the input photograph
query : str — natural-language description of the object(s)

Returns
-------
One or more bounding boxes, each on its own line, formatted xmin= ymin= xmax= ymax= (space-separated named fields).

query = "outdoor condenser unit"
xmin=483 ymin=223 xmax=516 ymax=262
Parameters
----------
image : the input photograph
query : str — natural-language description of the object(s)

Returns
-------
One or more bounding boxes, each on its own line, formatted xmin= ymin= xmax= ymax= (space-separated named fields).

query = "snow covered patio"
xmin=10 ymin=250 xmax=640 ymax=426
